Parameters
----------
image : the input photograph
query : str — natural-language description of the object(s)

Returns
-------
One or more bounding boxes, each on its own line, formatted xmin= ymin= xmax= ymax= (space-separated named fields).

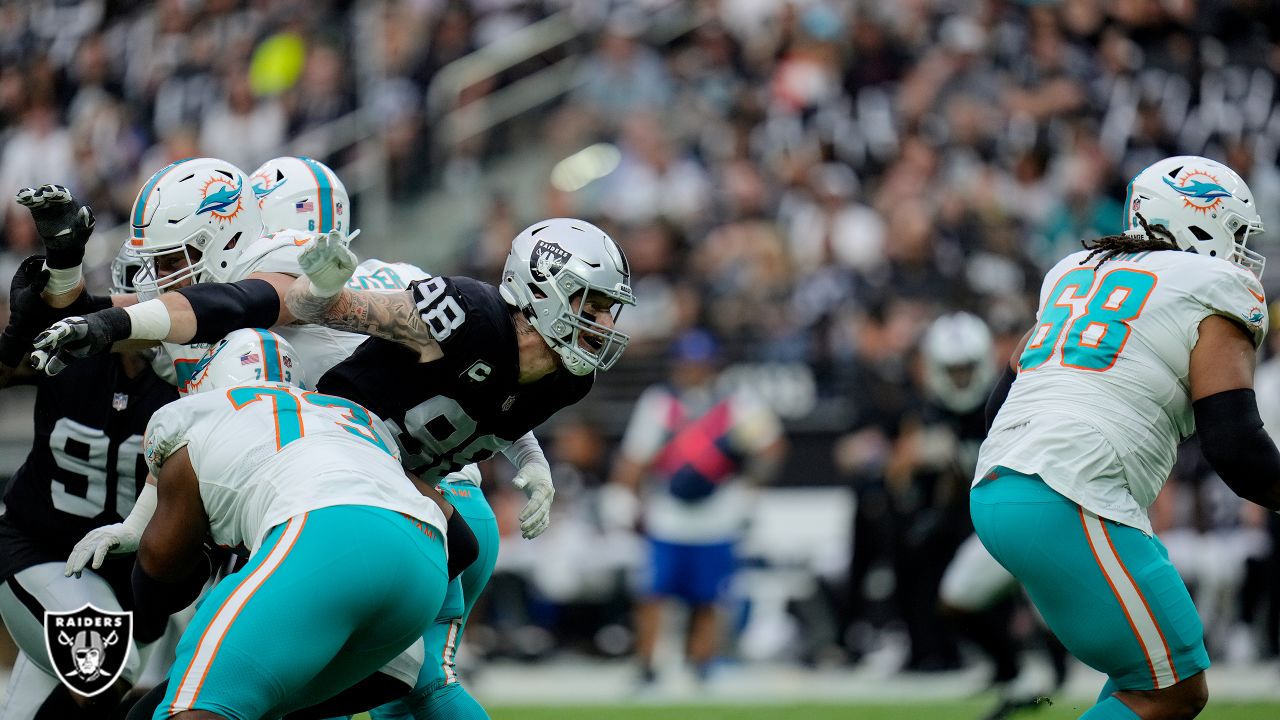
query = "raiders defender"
xmin=0 ymin=186 xmax=177 ymax=720
xmin=284 ymin=219 xmax=633 ymax=719
xmin=918 ymin=314 xmax=1066 ymax=719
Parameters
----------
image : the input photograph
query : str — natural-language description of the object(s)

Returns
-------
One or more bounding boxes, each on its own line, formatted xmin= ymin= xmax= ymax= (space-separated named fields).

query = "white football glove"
xmin=298 ymin=229 xmax=357 ymax=298
xmin=65 ymin=481 xmax=156 ymax=578
xmin=65 ymin=523 xmax=140 ymax=578
xmin=512 ymin=463 xmax=555 ymax=539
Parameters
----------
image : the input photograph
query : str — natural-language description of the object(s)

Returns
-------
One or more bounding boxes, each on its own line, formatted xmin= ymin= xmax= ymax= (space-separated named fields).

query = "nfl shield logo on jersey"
xmin=111 ymin=393 xmax=129 ymax=411
xmin=44 ymin=605 xmax=133 ymax=697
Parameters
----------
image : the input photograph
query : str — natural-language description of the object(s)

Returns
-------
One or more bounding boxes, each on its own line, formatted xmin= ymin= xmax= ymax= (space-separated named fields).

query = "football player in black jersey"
xmin=0 ymin=186 xmax=178 ymax=720
xmin=285 ymin=218 xmax=634 ymax=488
xmin=921 ymin=313 xmax=1067 ymax=720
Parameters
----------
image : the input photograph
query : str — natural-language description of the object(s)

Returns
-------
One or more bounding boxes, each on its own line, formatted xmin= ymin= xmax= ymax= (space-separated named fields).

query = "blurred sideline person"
xmin=124 ymin=329 xmax=455 ymax=720
xmin=42 ymin=157 xmax=507 ymax=720
xmin=609 ymin=329 xmax=786 ymax=684
xmin=0 ymin=185 xmax=178 ymax=720
xmin=975 ymin=156 xmax=1280 ymax=720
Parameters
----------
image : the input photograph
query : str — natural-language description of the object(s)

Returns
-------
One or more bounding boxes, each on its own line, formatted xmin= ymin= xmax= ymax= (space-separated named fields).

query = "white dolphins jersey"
xmin=152 ymin=228 xmax=429 ymax=391
xmin=142 ymin=382 xmax=448 ymax=553
xmin=975 ymin=249 xmax=1267 ymax=535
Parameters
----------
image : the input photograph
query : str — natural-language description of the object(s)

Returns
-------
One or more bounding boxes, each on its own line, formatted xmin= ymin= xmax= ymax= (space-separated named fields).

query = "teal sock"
xmin=1081 ymin=695 xmax=1140 ymax=719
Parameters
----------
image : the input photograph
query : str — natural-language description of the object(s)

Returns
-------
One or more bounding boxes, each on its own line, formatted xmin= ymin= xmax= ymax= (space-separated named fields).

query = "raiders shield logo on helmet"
xmin=529 ymin=240 xmax=571 ymax=281
xmin=44 ymin=605 xmax=133 ymax=697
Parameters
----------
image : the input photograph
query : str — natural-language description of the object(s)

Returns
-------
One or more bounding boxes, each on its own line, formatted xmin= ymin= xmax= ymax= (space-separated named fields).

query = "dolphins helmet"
xmin=499 ymin=218 xmax=635 ymax=375
xmin=1124 ymin=155 xmax=1266 ymax=277
xmin=921 ymin=312 xmax=996 ymax=414
xmin=127 ymin=157 xmax=263 ymax=297
xmin=249 ymin=156 xmax=353 ymax=237
xmin=183 ymin=329 xmax=304 ymax=395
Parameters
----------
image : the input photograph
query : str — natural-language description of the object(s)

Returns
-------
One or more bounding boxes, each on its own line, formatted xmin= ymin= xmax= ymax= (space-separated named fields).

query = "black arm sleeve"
xmin=985 ymin=365 xmax=1016 ymax=433
xmin=1194 ymin=388 xmax=1280 ymax=511
xmin=176 ymin=279 xmax=281 ymax=343
xmin=446 ymin=510 xmax=479 ymax=581
xmin=131 ymin=552 xmax=212 ymax=643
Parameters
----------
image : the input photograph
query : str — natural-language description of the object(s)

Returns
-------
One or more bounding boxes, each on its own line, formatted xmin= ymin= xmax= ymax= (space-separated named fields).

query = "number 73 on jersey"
xmin=1020 ymin=267 xmax=1157 ymax=372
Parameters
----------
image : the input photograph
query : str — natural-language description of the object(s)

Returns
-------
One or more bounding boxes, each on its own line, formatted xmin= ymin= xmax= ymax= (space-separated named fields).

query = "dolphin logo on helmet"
xmin=196 ymin=175 xmax=245 ymax=218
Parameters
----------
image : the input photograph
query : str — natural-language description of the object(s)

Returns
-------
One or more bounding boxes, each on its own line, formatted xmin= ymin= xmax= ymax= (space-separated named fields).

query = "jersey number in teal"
xmin=226 ymin=387 xmax=393 ymax=455
xmin=1020 ymin=268 xmax=1157 ymax=372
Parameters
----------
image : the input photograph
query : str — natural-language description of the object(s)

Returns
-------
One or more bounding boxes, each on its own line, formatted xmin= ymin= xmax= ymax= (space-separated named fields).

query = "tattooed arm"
xmin=284 ymin=277 xmax=444 ymax=361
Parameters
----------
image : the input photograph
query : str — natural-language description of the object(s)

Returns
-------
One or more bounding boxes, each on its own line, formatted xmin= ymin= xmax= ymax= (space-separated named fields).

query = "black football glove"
xmin=29 ymin=308 xmax=132 ymax=375
xmin=15 ymin=184 xmax=96 ymax=270
xmin=0 ymin=254 xmax=56 ymax=367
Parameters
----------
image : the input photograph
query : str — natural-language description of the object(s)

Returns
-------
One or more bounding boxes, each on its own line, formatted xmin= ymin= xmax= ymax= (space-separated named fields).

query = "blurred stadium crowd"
xmin=4 ymin=0 xmax=1280 ymax=694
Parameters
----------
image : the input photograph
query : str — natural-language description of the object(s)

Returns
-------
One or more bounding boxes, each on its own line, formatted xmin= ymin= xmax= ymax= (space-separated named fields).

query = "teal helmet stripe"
xmin=298 ymin=157 xmax=334 ymax=232
xmin=131 ymin=158 xmax=193 ymax=237
xmin=254 ymin=329 xmax=285 ymax=381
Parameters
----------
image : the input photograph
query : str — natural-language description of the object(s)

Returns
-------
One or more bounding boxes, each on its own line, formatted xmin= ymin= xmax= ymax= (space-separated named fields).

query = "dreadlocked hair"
xmin=1079 ymin=212 xmax=1179 ymax=268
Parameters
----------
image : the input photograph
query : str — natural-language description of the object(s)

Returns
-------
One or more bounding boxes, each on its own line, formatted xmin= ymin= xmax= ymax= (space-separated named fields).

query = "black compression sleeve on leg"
xmin=176 ymin=279 xmax=281 ymax=343
xmin=985 ymin=365 xmax=1016 ymax=432
xmin=1195 ymin=388 xmax=1280 ymax=511
xmin=447 ymin=511 xmax=479 ymax=581
xmin=131 ymin=554 xmax=211 ymax=643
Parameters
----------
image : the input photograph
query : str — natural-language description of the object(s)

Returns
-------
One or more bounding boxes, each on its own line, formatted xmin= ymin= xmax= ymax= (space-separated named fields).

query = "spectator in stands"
xmin=610 ymin=329 xmax=786 ymax=685
xmin=571 ymin=10 xmax=672 ymax=130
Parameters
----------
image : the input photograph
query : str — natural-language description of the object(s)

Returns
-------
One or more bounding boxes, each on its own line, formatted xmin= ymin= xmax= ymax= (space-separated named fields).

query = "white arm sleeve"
xmin=501 ymin=431 xmax=549 ymax=469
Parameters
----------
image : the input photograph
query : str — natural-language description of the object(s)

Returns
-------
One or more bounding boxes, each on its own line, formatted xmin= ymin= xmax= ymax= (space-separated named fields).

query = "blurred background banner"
xmin=2 ymin=0 xmax=1280 ymax=712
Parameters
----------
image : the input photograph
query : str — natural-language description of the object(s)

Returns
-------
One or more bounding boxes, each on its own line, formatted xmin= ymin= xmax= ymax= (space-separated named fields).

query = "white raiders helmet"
xmin=128 ymin=157 xmax=263 ymax=298
xmin=183 ymin=329 xmax=303 ymax=395
xmin=921 ymin=312 xmax=996 ymax=414
xmin=499 ymin=218 xmax=636 ymax=375
xmin=109 ymin=242 xmax=144 ymax=295
xmin=1124 ymin=155 xmax=1266 ymax=277
xmin=249 ymin=156 xmax=353 ymax=237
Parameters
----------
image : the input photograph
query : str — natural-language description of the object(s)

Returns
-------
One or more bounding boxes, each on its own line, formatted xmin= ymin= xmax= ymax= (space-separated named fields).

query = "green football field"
xmin=354 ymin=700 xmax=1280 ymax=719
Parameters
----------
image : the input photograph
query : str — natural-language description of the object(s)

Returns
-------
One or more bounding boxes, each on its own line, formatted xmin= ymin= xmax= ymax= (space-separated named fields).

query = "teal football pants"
xmin=154 ymin=506 xmax=448 ymax=720
xmin=971 ymin=467 xmax=1208 ymax=696
xmin=371 ymin=482 xmax=500 ymax=720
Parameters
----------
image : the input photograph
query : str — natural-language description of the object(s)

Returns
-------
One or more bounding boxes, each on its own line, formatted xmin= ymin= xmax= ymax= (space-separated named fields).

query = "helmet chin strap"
xmin=556 ymin=344 xmax=594 ymax=376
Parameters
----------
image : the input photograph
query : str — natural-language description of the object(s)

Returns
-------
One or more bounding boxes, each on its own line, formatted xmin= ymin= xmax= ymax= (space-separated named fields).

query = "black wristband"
xmin=94 ymin=306 xmax=134 ymax=344
xmin=177 ymin=279 xmax=281 ymax=344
